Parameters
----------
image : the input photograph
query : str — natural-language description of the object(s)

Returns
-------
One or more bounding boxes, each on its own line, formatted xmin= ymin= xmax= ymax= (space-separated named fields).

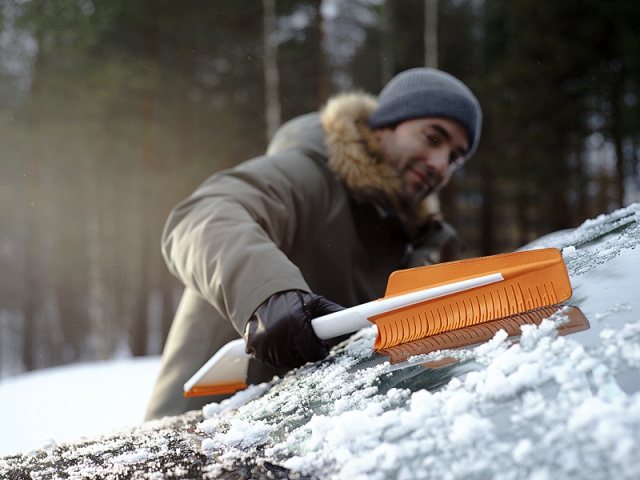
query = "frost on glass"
xmin=187 ymin=203 xmax=640 ymax=479
xmin=3 ymin=204 xmax=640 ymax=480
xmin=523 ymin=203 xmax=640 ymax=277
xmin=193 ymin=315 xmax=640 ymax=479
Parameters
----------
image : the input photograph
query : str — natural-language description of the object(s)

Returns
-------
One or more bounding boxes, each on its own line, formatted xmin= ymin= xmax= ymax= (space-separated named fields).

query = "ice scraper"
xmin=183 ymin=248 xmax=572 ymax=397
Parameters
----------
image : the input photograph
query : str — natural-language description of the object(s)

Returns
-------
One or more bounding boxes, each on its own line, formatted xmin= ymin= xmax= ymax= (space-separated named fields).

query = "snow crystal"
xmin=448 ymin=413 xmax=494 ymax=446
xmin=345 ymin=326 xmax=378 ymax=356
xmin=408 ymin=389 xmax=437 ymax=416
xmin=596 ymin=320 xmax=640 ymax=381
xmin=529 ymin=468 xmax=552 ymax=480
xmin=443 ymin=390 xmax=475 ymax=416
xmin=473 ymin=328 xmax=509 ymax=362
xmin=220 ymin=419 xmax=275 ymax=449
xmin=202 ymin=382 xmax=271 ymax=418
xmin=512 ymin=438 xmax=534 ymax=465
xmin=112 ymin=449 xmax=151 ymax=464
xmin=200 ymin=438 xmax=216 ymax=453
xmin=203 ymin=463 xmax=224 ymax=478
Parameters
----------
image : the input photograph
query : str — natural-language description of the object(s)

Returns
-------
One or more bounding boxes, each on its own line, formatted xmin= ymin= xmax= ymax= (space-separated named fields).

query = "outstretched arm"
xmin=162 ymin=151 xmax=336 ymax=337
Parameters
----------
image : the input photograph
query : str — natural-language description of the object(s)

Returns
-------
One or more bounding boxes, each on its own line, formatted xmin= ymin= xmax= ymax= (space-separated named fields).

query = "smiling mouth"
xmin=409 ymin=168 xmax=433 ymax=190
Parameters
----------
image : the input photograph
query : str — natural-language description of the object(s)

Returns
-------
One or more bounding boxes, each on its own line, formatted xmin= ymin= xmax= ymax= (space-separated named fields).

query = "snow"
xmin=201 ymin=382 xmax=271 ymax=418
xmin=186 ymin=203 xmax=640 ymax=479
xmin=3 ymin=203 xmax=640 ymax=480
xmin=0 ymin=356 xmax=161 ymax=457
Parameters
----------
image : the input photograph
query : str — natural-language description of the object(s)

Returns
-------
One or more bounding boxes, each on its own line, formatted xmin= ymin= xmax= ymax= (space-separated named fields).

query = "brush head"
xmin=372 ymin=248 xmax=573 ymax=350
xmin=379 ymin=306 xmax=588 ymax=365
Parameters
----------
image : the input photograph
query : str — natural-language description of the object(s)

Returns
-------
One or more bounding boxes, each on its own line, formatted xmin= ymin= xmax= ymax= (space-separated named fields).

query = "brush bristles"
xmin=379 ymin=306 xmax=588 ymax=364
xmin=371 ymin=277 xmax=570 ymax=351
xmin=380 ymin=307 xmax=557 ymax=365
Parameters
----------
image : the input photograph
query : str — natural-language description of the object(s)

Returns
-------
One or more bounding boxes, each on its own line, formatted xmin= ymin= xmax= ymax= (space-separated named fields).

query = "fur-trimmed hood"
xmin=266 ymin=92 xmax=442 ymax=234
xmin=320 ymin=92 xmax=441 ymax=232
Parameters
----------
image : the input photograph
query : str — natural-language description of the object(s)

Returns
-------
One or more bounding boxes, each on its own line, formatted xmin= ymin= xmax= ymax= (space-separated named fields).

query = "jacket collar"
xmin=320 ymin=92 xmax=442 ymax=235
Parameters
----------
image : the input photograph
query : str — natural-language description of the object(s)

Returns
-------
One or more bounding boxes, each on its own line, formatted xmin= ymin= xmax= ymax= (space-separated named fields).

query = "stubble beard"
xmin=398 ymin=158 xmax=442 ymax=209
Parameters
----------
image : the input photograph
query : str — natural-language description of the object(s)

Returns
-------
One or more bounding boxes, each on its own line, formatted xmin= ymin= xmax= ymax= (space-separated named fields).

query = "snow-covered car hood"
xmin=3 ymin=204 xmax=640 ymax=480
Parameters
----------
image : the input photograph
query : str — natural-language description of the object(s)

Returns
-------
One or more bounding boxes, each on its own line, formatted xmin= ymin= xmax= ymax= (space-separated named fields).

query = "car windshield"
xmin=190 ymin=203 xmax=640 ymax=479
xmin=3 ymin=204 xmax=640 ymax=480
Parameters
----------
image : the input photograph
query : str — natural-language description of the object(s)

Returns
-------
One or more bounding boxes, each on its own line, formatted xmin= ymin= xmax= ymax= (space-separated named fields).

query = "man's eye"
xmin=426 ymin=135 xmax=440 ymax=145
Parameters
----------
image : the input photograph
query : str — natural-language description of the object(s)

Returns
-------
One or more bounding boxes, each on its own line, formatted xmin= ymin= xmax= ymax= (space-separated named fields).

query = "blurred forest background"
xmin=1 ymin=0 xmax=639 ymax=377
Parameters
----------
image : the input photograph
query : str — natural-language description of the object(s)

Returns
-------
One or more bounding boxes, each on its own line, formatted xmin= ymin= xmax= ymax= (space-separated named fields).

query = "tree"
xmin=23 ymin=20 xmax=44 ymax=371
xmin=424 ymin=0 xmax=438 ymax=69
xmin=263 ymin=0 xmax=281 ymax=141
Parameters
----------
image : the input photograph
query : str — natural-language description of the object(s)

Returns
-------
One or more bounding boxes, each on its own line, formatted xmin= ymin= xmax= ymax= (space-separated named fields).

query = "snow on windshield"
xmin=3 ymin=205 xmax=640 ymax=480
xmin=193 ymin=203 xmax=640 ymax=479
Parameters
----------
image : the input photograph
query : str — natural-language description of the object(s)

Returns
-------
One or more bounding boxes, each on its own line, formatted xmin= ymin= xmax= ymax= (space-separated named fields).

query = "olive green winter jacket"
xmin=145 ymin=93 xmax=457 ymax=420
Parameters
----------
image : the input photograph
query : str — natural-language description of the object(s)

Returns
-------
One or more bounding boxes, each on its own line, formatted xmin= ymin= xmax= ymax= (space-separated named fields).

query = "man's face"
xmin=374 ymin=117 xmax=470 ymax=208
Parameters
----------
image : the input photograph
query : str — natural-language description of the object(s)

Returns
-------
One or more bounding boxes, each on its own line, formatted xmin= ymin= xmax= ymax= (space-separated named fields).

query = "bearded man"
xmin=146 ymin=68 xmax=482 ymax=420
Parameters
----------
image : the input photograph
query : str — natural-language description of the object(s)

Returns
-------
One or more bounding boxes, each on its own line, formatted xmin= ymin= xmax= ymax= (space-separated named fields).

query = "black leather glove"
xmin=244 ymin=290 xmax=344 ymax=369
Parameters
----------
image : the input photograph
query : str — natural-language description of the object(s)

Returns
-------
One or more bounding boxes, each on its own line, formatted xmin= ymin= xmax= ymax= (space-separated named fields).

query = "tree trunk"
xmin=132 ymin=0 xmax=159 ymax=357
xmin=515 ymin=188 xmax=530 ymax=248
xmin=424 ymin=0 xmax=438 ymax=68
xmin=314 ymin=0 xmax=329 ymax=108
xmin=23 ymin=28 xmax=45 ymax=372
xmin=263 ymin=0 xmax=281 ymax=141
xmin=570 ymin=145 xmax=588 ymax=224
xmin=551 ymin=179 xmax=572 ymax=233
xmin=480 ymin=160 xmax=495 ymax=255
xmin=610 ymin=67 xmax=626 ymax=208
xmin=380 ymin=0 xmax=394 ymax=84
xmin=84 ymin=159 xmax=112 ymax=360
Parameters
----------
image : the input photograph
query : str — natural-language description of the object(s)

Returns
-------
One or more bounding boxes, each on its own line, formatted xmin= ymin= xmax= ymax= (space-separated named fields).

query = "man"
xmin=145 ymin=68 xmax=482 ymax=420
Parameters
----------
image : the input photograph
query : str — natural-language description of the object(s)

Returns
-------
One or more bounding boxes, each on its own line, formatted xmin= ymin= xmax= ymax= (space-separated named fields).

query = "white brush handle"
xmin=184 ymin=273 xmax=504 ymax=394
xmin=311 ymin=273 xmax=503 ymax=339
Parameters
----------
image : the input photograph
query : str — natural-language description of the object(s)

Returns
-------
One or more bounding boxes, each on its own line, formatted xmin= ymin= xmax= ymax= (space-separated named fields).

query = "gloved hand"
xmin=244 ymin=290 xmax=344 ymax=369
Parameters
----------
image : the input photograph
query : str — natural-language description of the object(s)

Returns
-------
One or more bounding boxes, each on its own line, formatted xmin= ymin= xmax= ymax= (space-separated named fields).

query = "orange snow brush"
xmin=184 ymin=248 xmax=572 ymax=397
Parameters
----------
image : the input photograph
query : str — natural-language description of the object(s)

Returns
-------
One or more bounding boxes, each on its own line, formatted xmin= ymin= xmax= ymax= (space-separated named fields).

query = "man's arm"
xmin=162 ymin=151 xmax=334 ymax=336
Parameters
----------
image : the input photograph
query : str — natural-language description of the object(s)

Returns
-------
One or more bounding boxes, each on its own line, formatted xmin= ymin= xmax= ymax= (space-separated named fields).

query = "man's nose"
xmin=425 ymin=148 xmax=451 ymax=174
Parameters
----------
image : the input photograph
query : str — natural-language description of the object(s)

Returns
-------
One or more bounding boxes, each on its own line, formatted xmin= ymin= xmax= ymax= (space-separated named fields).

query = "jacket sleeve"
xmin=161 ymin=151 xmax=333 ymax=335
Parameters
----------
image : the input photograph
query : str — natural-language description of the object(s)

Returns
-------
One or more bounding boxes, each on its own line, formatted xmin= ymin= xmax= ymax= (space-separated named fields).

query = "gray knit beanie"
xmin=369 ymin=68 xmax=482 ymax=160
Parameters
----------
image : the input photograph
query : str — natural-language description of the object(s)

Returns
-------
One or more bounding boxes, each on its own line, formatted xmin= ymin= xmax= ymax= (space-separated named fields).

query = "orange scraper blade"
xmin=371 ymin=248 xmax=572 ymax=350
xmin=380 ymin=305 xmax=588 ymax=365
